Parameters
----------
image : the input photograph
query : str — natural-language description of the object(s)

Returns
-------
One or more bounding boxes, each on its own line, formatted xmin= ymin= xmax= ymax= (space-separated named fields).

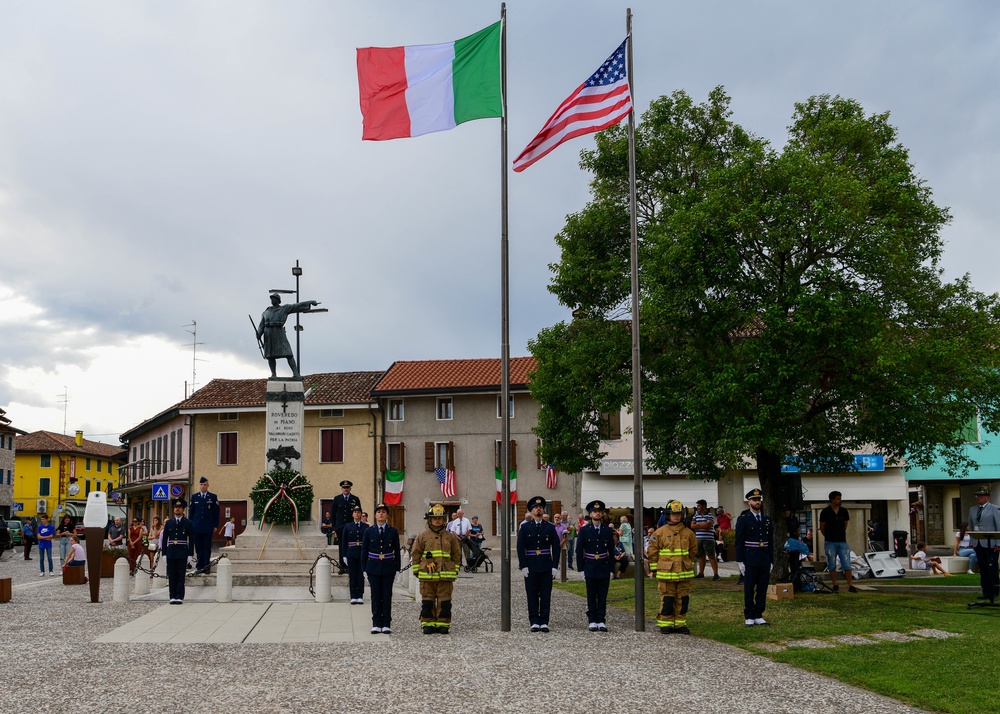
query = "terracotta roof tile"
xmin=16 ymin=430 xmax=126 ymax=460
xmin=179 ymin=372 xmax=384 ymax=409
xmin=372 ymin=357 xmax=537 ymax=395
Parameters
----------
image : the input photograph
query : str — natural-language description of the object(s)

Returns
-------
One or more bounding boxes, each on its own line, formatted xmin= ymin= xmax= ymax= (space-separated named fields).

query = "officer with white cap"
xmin=735 ymin=488 xmax=774 ymax=626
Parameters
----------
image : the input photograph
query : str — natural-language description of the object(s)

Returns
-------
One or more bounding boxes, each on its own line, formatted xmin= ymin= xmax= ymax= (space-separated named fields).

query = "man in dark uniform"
xmin=517 ymin=495 xmax=561 ymax=632
xmin=343 ymin=504 xmax=368 ymax=604
xmin=360 ymin=503 xmax=400 ymax=634
xmin=331 ymin=480 xmax=362 ymax=574
xmin=575 ymin=499 xmax=616 ymax=631
xmin=735 ymin=488 xmax=774 ymax=626
xmin=188 ymin=476 xmax=220 ymax=574
xmin=163 ymin=498 xmax=194 ymax=604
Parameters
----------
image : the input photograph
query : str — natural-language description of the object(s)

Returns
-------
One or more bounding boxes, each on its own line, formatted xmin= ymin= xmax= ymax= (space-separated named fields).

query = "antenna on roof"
xmin=183 ymin=321 xmax=207 ymax=398
xmin=57 ymin=386 xmax=68 ymax=434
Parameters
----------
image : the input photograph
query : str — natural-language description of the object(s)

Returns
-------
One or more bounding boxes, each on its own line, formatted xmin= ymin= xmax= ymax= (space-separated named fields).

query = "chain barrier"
xmin=307 ymin=551 xmax=338 ymax=598
xmin=130 ymin=551 xmax=228 ymax=580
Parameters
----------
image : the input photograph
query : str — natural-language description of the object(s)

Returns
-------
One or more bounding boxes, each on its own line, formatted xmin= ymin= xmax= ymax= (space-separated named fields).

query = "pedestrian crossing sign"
xmin=152 ymin=483 xmax=169 ymax=501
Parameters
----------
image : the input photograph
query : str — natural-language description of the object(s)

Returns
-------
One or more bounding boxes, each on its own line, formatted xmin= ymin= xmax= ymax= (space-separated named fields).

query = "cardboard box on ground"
xmin=767 ymin=583 xmax=793 ymax=600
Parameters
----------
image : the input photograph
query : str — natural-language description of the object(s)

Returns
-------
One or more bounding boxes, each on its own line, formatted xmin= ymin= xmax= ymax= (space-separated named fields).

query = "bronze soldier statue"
xmin=256 ymin=293 xmax=320 ymax=379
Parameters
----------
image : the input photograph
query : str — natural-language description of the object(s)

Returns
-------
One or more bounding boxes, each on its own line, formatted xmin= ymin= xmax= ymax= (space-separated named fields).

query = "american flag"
xmin=513 ymin=38 xmax=632 ymax=172
xmin=435 ymin=467 xmax=457 ymax=499
xmin=546 ymin=464 xmax=558 ymax=489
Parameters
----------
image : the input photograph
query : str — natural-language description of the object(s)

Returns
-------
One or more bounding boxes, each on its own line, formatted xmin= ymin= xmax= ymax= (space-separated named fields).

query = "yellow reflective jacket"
xmin=411 ymin=526 xmax=462 ymax=580
xmin=646 ymin=521 xmax=697 ymax=581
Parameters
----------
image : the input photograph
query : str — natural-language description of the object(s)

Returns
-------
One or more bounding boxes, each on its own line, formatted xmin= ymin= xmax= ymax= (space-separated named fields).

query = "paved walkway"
xmin=0 ymin=553 xmax=925 ymax=713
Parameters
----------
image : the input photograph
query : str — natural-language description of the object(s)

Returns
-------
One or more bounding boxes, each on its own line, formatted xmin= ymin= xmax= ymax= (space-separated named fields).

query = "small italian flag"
xmin=495 ymin=467 xmax=516 ymax=504
xmin=357 ymin=22 xmax=502 ymax=141
xmin=384 ymin=470 xmax=404 ymax=505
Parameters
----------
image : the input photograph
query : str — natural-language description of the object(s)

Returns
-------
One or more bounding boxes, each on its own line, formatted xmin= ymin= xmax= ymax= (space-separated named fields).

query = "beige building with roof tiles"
xmin=118 ymin=372 xmax=384 ymax=538
xmin=372 ymin=358 xmax=580 ymax=542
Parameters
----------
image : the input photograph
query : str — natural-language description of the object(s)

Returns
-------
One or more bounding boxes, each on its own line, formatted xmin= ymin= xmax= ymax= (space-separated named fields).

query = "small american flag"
xmin=546 ymin=464 xmax=558 ymax=489
xmin=436 ymin=467 xmax=457 ymax=499
xmin=513 ymin=38 xmax=632 ymax=172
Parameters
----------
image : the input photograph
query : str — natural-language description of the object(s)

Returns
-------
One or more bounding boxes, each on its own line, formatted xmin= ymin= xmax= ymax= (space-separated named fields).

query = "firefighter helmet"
xmin=424 ymin=503 xmax=447 ymax=520
xmin=666 ymin=500 xmax=684 ymax=515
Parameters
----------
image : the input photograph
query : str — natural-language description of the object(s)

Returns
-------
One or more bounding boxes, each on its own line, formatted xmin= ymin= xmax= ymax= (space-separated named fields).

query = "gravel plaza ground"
xmin=0 ymin=552 xmax=925 ymax=714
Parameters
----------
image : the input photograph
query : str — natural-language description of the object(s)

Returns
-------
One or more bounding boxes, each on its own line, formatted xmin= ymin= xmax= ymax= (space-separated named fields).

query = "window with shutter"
xmin=599 ymin=410 xmax=622 ymax=440
xmin=219 ymin=432 xmax=238 ymax=465
xmin=425 ymin=442 xmax=434 ymax=472
xmin=320 ymin=429 xmax=344 ymax=463
xmin=536 ymin=438 xmax=543 ymax=470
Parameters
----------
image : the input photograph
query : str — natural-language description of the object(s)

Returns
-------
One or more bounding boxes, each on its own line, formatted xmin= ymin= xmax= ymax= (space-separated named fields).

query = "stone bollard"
xmin=152 ymin=555 xmax=167 ymax=590
xmin=113 ymin=558 xmax=131 ymax=603
xmin=134 ymin=566 xmax=151 ymax=596
xmin=315 ymin=557 xmax=332 ymax=603
xmin=216 ymin=557 xmax=233 ymax=602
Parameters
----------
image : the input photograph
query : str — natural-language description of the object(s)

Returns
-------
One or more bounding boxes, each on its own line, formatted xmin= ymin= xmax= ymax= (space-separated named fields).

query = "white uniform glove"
xmin=738 ymin=562 xmax=746 ymax=576
xmin=521 ymin=567 xmax=529 ymax=578
xmin=551 ymin=568 xmax=558 ymax=578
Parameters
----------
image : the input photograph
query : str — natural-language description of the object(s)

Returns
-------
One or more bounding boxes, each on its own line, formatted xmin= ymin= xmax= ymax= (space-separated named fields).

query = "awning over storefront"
xmin=581 ymin=474 xmax=719 ymax=509
xmin=742 ymin=470 xmax=907 ymax=503
xmin=60 ymin=502 xmax=127 ymax=521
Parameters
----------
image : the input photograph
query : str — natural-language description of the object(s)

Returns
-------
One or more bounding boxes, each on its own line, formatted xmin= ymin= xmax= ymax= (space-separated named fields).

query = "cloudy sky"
xmin=2 ymin=1 xmax=998 ymax=445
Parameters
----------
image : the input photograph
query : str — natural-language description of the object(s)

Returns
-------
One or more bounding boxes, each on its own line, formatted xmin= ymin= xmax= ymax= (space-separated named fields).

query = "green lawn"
xmin=556 ymin=576 xmax=999 ymax=714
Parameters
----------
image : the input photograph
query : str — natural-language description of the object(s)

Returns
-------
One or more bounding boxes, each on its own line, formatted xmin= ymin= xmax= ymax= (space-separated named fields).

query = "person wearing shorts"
xmin=691 ymin=500 xmax=719 ymax=580
xmin=819 ymin=490 xmax=857 ymax=593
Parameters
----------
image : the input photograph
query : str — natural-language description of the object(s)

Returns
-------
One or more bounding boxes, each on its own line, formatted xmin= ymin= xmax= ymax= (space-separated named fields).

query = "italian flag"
xmin=495 ymin=467 xmax=516 ymax=504
xmin=384 ymin=470 xmax=404 ymax=505
xmin=357 ymin=22 xmax=502 ymax=141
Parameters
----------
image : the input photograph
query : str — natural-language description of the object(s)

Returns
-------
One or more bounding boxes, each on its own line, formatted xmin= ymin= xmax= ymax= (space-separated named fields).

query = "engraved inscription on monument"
xmin=265 ymin=380 xmax=304 ymax=473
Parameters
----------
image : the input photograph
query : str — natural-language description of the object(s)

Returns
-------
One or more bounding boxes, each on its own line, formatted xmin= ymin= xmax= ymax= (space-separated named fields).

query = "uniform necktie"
xmin=379 ymin=527 xmax=384 ymax=537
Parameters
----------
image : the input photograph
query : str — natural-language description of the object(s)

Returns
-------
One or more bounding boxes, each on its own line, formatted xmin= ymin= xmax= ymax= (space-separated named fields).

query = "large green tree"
xmin=530 ymin=88 xmax=1000 ymax=568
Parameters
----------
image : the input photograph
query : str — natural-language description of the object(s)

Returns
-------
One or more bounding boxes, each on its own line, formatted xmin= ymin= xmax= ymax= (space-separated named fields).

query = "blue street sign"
xmin=13 ymin=502 xmax=23 ymax=512
xmin=782 ymin=454 xmax=885 ymax=473
xmin=151 ymin=483 xmax=170 ymax=501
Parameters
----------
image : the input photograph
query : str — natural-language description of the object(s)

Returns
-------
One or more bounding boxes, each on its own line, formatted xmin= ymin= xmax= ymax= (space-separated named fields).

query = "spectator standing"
xmin=448 ymin=508 xmax=472 ymax=566
xmin=819 ymin=490 xmax=857 ymax=593
xmin=617 ymin=515 xmax=634 ymax=559
xmin=127 ymin=518 xmax=146 ymax=573
xmin=562 ymin=512 xmax=576 ymax=569
xmin=969 ymin=486 xmax=1000 ymax=604
xmin=36 ymin=514 xmax=56 ymax=576
xmin=106 ymin=517 xmax=124 ymax=550
xmin=56 ymin=515 xmax=75 ymax=564
xmin=612 ymin=533 xmax=630 ymax=579
xmin=953 ymin=522 xmax=977 ymax=574
xmin=715 ymin=507 xmax=733 ymax=532
xmin=642 ymin=527 xmax=655 ymax=578
xmin=553 ymin=514 xmax=569 ymax=569
xmin=22 ymin=518 xmax=35 ymax=560
xmin=468 ymin=516 xmax=485 ymax=549
xmin=219 ymin=516 xmax=237 ymax=547
xmin=735 ymin=488 xmax=774 ymax=626
xmin=146 ymin=516 xmax=163 ymax=572
xmin=691 ymin=500 xmax=719 ymax=580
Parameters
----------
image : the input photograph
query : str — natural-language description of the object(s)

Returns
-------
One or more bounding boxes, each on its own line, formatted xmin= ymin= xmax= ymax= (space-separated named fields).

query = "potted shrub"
xmin=719 ymin=529 xmax=736 ymax=562
xmin=100 ymin=546 xmax=128 ymax=577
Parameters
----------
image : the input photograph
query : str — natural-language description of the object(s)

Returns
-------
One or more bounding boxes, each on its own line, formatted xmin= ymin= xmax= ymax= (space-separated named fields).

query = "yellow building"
xmin=13 ymin=430 xmax=127 ymax=521
xmin=167 ymin=372 xmax=383 ymax=531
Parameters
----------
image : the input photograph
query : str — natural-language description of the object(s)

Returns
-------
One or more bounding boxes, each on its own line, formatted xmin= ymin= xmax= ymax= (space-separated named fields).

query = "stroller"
xmin=463 ymin=536 xmax=493 ymax=573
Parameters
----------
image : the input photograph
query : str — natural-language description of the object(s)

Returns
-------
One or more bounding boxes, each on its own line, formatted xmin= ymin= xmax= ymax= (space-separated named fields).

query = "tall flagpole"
xmin=626 ymin=7 xmax=646 ymax=632
xmin=499 ymin=2 xmax=512 ymax=633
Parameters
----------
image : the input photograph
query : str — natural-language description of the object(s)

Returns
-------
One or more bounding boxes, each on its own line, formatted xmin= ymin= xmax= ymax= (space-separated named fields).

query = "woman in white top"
xmin=63 ymin=535 xmax=86 ymax=567
xmin=953 ymin=522 xmax=978 ymax=574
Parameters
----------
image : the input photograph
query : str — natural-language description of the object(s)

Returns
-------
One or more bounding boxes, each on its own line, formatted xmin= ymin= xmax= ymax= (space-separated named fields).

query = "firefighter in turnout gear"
xmin=411 ymin=503 xmax=462 ymax=634
xmin=646 ymin=499 xmax=698 ymax=634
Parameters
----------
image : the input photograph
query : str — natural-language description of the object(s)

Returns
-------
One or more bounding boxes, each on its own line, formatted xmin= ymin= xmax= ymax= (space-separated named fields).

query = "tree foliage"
xmin=530 ymin=87 xmax=1000 ymax=509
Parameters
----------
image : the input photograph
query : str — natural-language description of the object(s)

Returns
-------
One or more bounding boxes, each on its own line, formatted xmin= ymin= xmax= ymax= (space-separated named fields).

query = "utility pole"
xmin=57 ymin=387 xmax=68 ymax=434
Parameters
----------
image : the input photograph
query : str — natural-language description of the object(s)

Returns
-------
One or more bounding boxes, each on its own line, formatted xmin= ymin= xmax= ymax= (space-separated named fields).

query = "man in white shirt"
xmin=448 ymin=509 xmax=472 ymax=566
